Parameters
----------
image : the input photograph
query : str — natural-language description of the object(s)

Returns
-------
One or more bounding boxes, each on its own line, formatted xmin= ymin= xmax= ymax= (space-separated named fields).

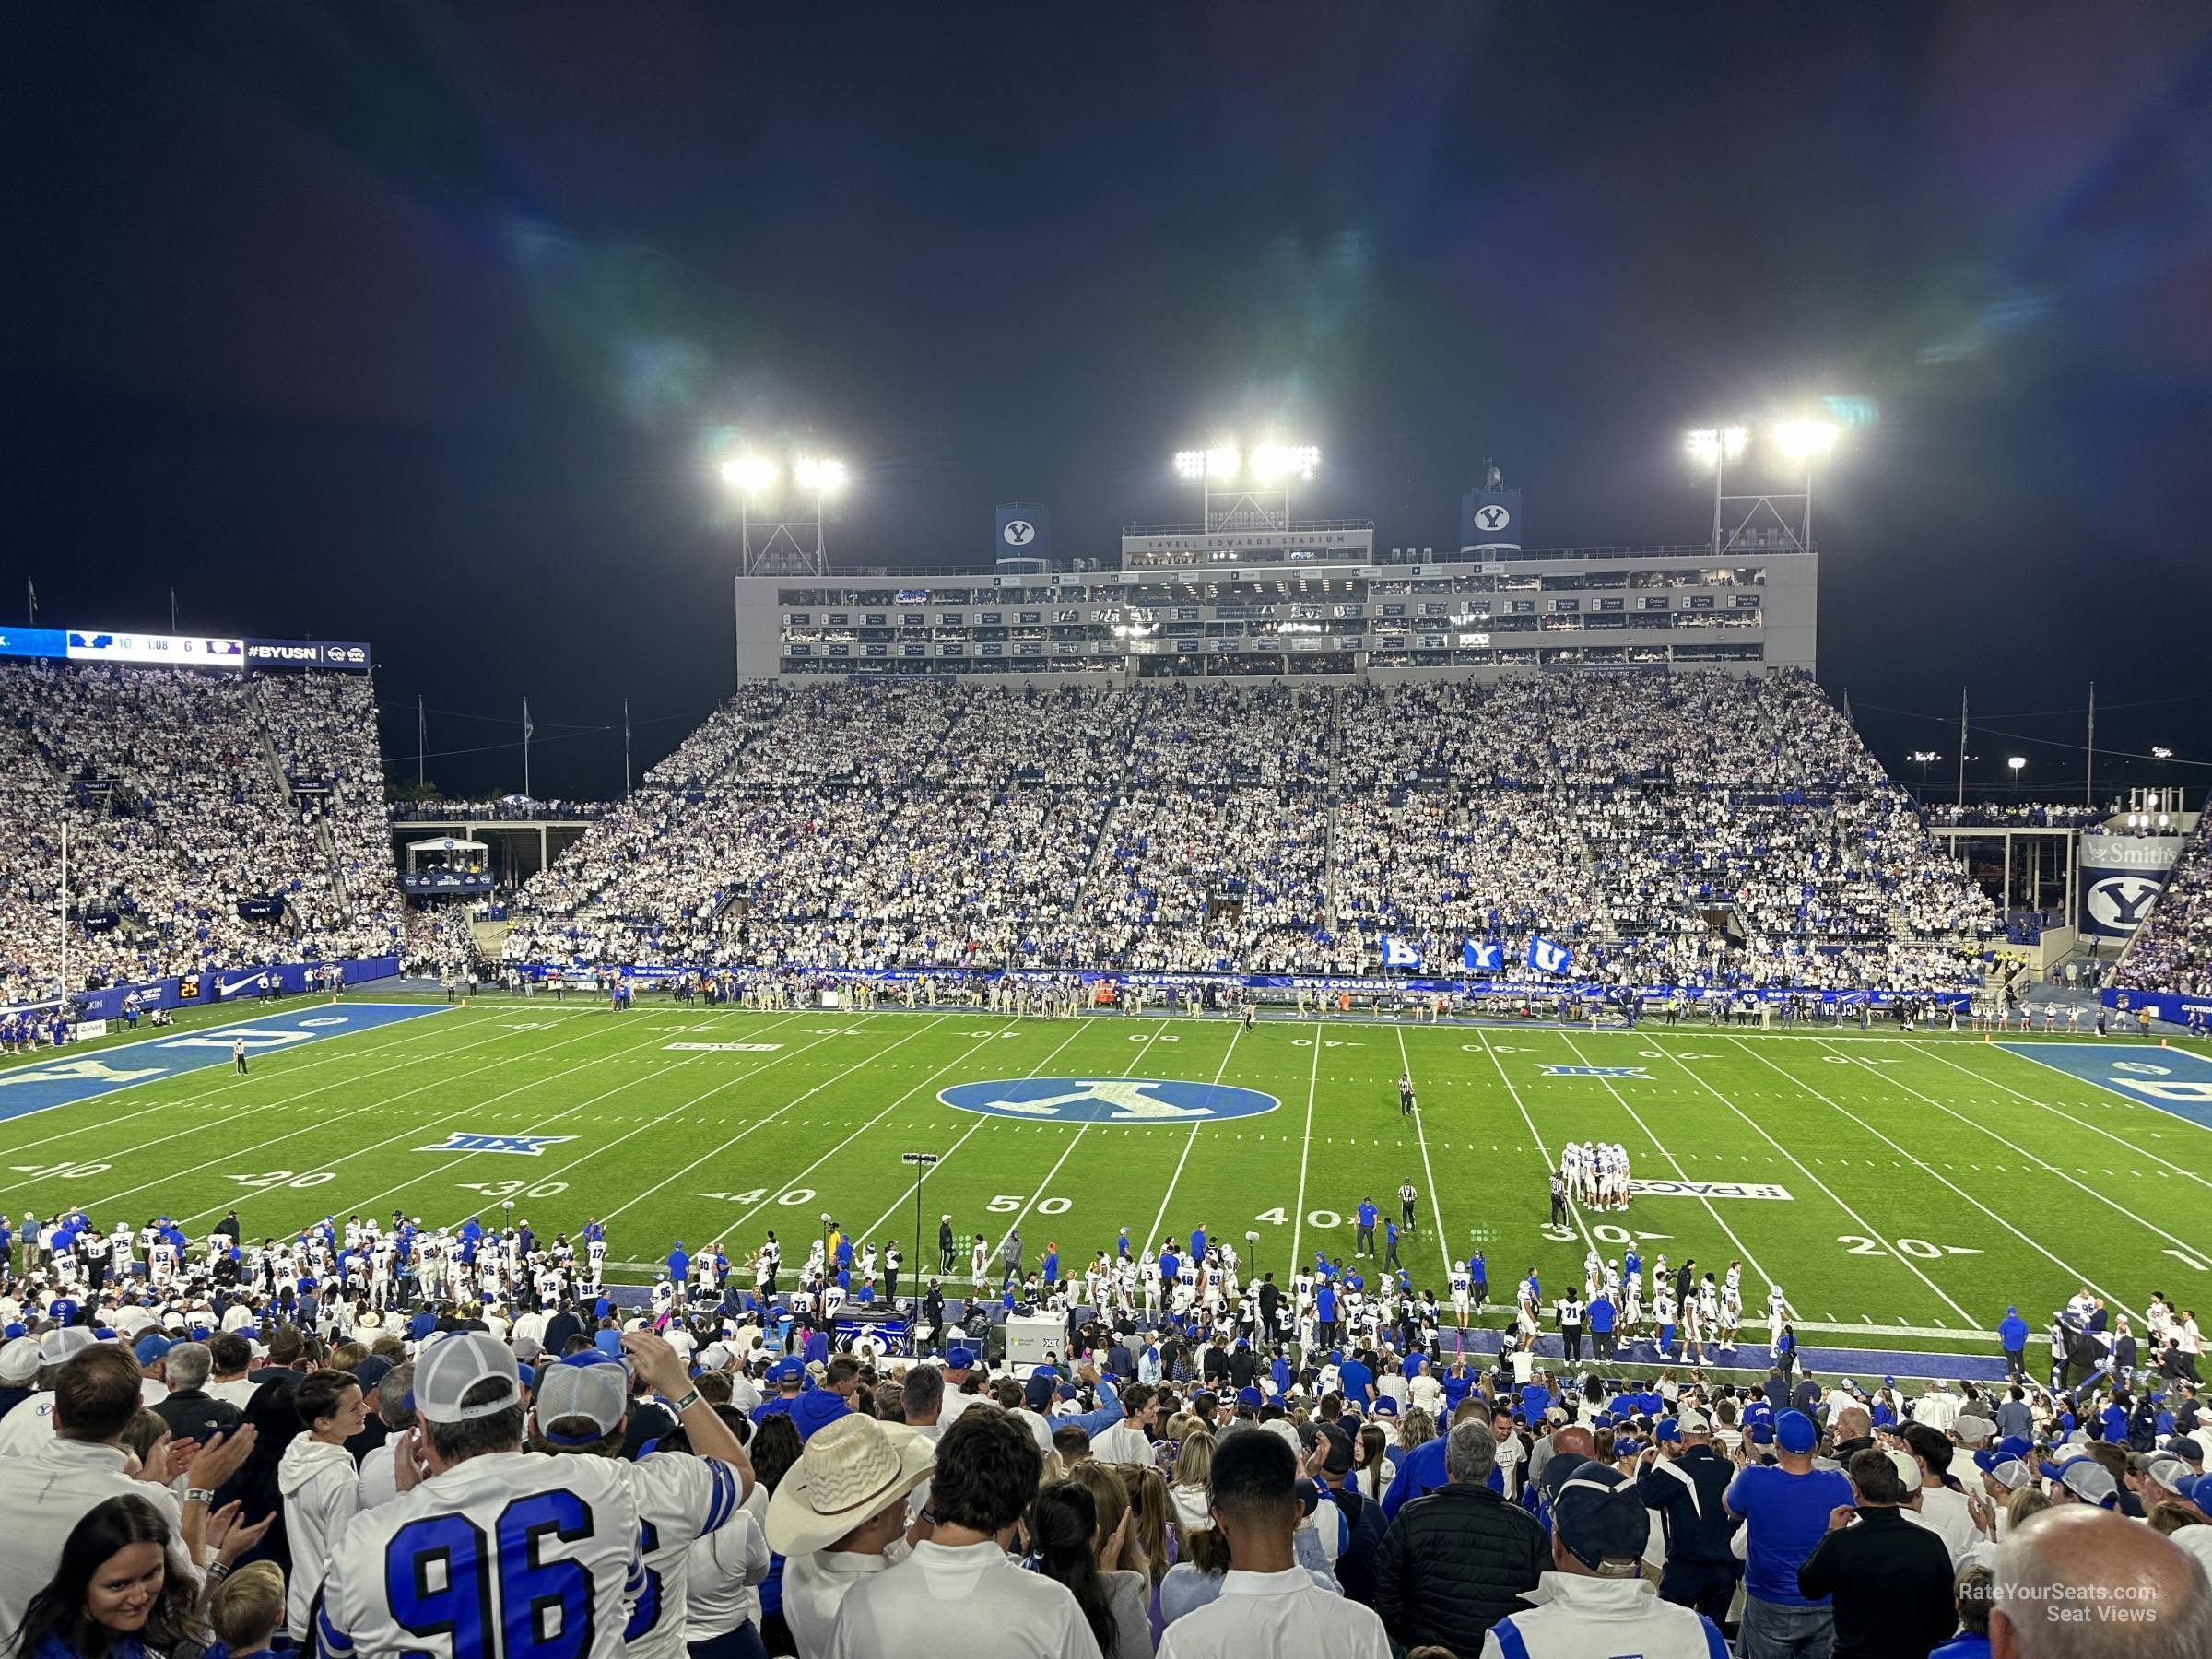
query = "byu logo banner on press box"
xmin=939 ymin=1077 xmax=1279 ymax=1124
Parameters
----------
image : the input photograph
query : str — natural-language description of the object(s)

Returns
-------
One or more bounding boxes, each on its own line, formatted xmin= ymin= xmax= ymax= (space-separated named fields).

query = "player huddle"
xmin=1562 ymin=1139 xmax=1633 ymax=1209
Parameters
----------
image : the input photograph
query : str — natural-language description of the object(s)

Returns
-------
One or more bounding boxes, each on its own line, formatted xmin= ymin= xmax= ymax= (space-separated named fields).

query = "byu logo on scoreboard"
xmin=2086 ymin=876 xmax=2162 ymax=931
xmin=939 ymin=1077 xmax=1278 ymax=1124
xmin=1002 ymin=519 xmax=1036 ymax=546
xmin=418 ymin=1132 xmax=575 ymax=1156
xmin=1474 ymin=504 xmax=1511 ymax=532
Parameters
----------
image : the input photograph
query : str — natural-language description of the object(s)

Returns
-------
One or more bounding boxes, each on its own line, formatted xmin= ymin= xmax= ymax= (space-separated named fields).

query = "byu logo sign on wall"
xmin=1002 ymin=519 xmax=1035 ymax=546
xmin=2085 ymin=875 xmax=2162 ymax=935
xmin=1474 ymin=504 xmax=1510 ymax=532
xmin=940 ymin=1077 xmax=1278 ymax=1124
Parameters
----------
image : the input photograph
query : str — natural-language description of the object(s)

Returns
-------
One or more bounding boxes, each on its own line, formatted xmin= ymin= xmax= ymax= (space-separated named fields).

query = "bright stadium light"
xmin=2007 ymin=756 xmax=2027 ymax=778
xmin=1684 ymin=426 xmax=1747 ymax=466
xmin=2152 ymin=746 xmax=2174 ymax=760
xmin=719 ymin=455 xmax=777 ymax=494
xmin=1249 ymin=442 xmax=1320 ymax=482
xmin=1173 ymin=450 xmax=1206 ymax=480
xmin=794 ymin=456 xmax=848 ymax=493
xmin=1204 ymin=444 xmax=1241 ymax=480
xmin=1773 ymin=418 xmax=1839 ymax=459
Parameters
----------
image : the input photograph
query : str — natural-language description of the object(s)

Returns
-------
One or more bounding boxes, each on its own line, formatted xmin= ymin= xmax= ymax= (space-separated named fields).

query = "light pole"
xmin=1173 ymin=441 xmax=1316 ymax=533
xmin=1908 ymin=750 xmax=1941 ymax=797
xmin=1685 ymin=427 xmax=1747 ymax=554
xmin=1772 ymin=419 xmax=1839 ymax=547
xmin=720 ymin=453 xmax=848 ymax=685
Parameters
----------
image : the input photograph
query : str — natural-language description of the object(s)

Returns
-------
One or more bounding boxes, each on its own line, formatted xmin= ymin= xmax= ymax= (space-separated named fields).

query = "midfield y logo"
xmin=939 ymin=1077 xmax=1278 ymax=1124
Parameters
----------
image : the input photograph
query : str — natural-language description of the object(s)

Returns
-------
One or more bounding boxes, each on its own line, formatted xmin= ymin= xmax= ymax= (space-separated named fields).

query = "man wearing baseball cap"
xmin=316 ymin=1331 xmax=653 ymax=1659
xmin=1724 ymin=1408 xmax=1853 ymax=1656
xmin=2038 ymin=1453 xmax=2120 ymax=1509
xmin=525 ymin=1334 xmax=751 ymax=1659
xmin=1478 ymin=1461 xmax=1724 ymax=1658
xmin=1637 ymin=1407 xmax=1740 ymax=1624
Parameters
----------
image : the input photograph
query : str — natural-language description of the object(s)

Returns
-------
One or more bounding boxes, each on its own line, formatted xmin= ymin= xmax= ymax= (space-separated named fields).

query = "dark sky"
xmin=6 ymin=4 xmax=2211 ymax=803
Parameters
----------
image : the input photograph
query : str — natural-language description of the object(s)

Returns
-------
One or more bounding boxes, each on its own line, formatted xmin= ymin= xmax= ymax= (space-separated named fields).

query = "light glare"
xmin=1173 ymin=450 xmax=1206 ymax=480
xmin=720 ymin=455 xmax=777 ymax=494
xmin=1773 ymin=419 xmax=1839 ymax=459
xmin=1205 ymin=445 xmax=1241 ymax=480
xmin=795 ymin=456 xmax=848 ymax=493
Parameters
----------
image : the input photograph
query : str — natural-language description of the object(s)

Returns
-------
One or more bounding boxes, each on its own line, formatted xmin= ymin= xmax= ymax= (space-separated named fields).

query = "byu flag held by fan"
xmin=1381 ymin=935 xmax=1423 ymax=970
xmin=1463 ymin=938 xmax=1505 ymax=974
xmin=1526 ymin=935 xmax=1573 ymax=974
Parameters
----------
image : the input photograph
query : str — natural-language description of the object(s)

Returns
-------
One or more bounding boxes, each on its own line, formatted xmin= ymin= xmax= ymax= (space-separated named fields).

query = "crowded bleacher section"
xmin=503 ymin=672 xmax=1999 ymax=997
xmin=0 ymin=664 xmax=399 ymax=1006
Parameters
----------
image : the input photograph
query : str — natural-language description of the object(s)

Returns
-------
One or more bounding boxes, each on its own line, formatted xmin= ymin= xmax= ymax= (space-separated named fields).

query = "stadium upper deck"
xmin=742 ymin=517 xmax=1815 ymax=682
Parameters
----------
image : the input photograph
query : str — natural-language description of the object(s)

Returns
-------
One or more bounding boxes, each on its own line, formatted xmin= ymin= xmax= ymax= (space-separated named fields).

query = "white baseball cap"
xmin=413 ymin=1332 xmax=523 ymax=1424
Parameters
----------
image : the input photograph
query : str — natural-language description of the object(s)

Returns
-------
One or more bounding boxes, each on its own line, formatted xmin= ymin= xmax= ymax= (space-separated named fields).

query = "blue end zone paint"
xmin=1997 ymin=1042 xmax=2212 ymax=1133
xmin=0 ymin=1003 xmax=450 ymax=1124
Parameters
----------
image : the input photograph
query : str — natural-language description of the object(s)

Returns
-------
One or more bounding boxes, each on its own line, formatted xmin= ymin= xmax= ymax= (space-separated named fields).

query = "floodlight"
xmin=1685 ymin=429 xmax=1720 ymax=465
xmin=1250 ymin=443 xmax=1320 ymax=482
xmin=2006 ymin=756 xmax=2026 ymax=773
xmin=720 ymin=455 xmax=776 ymax=494
xmin=795 ymin=456 xmax=848 ymax=492
xmin=1205 ymin=445 xmax=1241 ymax=480
xmin=1173 ymin=450 xmax=1206 ymax=480
xmin=1773 ymin=419 xmax=1839 ymax=459
xmin=1722 ymin=426 xmax=1748 ymax=459
xmin=2152 ymin=746 xmax=2174 ymax=760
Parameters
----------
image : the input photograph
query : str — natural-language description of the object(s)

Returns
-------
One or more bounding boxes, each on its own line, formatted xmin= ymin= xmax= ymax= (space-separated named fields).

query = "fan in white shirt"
xmin=1156 ymin=1426 xmax=1387 ymax=1659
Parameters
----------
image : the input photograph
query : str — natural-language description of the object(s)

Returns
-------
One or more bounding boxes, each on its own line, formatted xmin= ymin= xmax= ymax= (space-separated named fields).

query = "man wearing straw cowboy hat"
xmin=770 ymin=1412 xmax=937 ymax=1658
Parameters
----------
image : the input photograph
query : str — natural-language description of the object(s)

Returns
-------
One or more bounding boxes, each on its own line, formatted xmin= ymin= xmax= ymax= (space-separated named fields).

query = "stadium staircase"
xmin=1068 ymin=692 xmax=1144 ymax=915
xmin=249 ymin=682 xmax=351 ymax=914
xmin=1323 ymin=685 xmax=1343 ymax=917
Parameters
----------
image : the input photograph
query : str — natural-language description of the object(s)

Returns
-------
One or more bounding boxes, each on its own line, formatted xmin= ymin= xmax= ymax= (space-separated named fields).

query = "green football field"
xmin=6 ymin=995 xmax=2209 ymax=1373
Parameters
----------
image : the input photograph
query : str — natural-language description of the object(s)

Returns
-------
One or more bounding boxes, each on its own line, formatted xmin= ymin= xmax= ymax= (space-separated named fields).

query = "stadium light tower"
xmin=719 ymin=451 xmax=848 ymax=578
xmin=1173 ymin=439 xmax=1317 ymax=532
xmin=1685 ymin=416 xmax=1839 ymax=556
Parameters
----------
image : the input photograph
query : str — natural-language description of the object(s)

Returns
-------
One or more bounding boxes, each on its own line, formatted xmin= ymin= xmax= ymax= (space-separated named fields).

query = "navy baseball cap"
xmin=1777 ymin=1411 xmax=1818 ymax=1454
xmin=1750 ymin=1422 xmax=1776 ymax=1447
xmin=1974 ymin=1435 xmax=2033 ymax=1473
xmin=1236 ymin=1386 xmax=1263 ymax=1409
xmin=1552 ymin=1464 xmax=1650 ymax=1570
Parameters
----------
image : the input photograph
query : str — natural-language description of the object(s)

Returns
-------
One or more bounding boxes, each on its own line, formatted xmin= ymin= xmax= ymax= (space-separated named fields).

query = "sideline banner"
xmin=4 ymin=954 xmax=403 ymax=1022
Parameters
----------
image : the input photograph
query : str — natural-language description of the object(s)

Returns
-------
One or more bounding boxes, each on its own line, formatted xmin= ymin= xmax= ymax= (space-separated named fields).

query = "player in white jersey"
xmin=1449 ymin=1263 xmax=1473 ymax=1329
xmin=149 ymin=1239 xmax=179 ymax=1288
xmin=586 ymin=1236 xmax=608 ymax=1293
xmin=1767 ymin=1283 xmax=1788 ymax=1354
xmin=315 ymin=1333 xmax=646 ymax=1659
xmin=525 ymin=1335 xmax=751 ymax=1659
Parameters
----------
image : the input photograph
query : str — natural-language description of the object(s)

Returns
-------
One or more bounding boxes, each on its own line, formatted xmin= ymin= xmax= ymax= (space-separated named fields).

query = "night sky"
xmin=6 ymin=5 xmax=2210 ymax=804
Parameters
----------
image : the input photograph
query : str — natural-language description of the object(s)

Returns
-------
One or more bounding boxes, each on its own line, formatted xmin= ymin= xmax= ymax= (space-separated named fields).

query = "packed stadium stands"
xmin=503 ymin=670 xmax=2001 ymax=993
xmin=0 ymin=662 xmax=399 ymax=1005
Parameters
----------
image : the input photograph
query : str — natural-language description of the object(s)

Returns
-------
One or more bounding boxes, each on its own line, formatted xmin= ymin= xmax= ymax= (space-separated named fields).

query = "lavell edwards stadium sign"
xmin=2077 ymin=829 xmax=2185 ymax=938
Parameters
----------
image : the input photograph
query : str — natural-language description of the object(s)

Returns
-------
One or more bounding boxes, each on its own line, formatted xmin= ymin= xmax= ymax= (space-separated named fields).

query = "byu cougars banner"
xmin=1380 ymin=935 xmax=1423 ymax=970
xmin=1526 ymin=935 xmax=1573 ymax=975
xmin=2077 ymin=830 xmax=2183 ymax=937
xmin=994 ymin=503 xmax=1049 ymax=563
xmin=1463 ymin=938 xmax=1505 ymax=974
xmin=1460 ymin=486 xmax=1523 ymax=553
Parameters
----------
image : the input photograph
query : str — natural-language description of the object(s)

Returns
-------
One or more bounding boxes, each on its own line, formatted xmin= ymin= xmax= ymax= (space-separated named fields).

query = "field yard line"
xmin=0 ymin=1008 xmax=482 ymax=1160
xmin=1288 ymin=1024 xmax=1324 ymax=1279
xmin=1392 ymin=1023 xmax=1452 ymax=1281
xmin=628 ymin=1018 xmax=1039 ymax=1243
xmin=1815 ymin=1040 xmax=2212 ymax=1256
xmin=1636 ymin=1036 xmax=1985 ymax=1329
xmin=0 ymin=1008 xmax=482 ymax=1176
xmin=853 ymin=1020 xmax=1103 ymax=1244
xmin=162 ymin=1007 xmax=764 ymax=1226
xmin=0 ymin=1016 xmax=529 ymax=1200
xmin=1719 ymin=1037 xmax=2136 ymax=1323
xmin=1471 ymin=1025 xmax=1601 ymax=1265
xmin=989 ymin=1022 xmax=1175 ymax=1260
xmin=1140 ymin=1024 xmax=1248 ymax=1255
xmin=1555 ymin=1030 xmax=1783 ymax=1299
xmin=414 ymin=1010 xmax=888 ymax=1230
xmin=1936 ymin=1047 xmax=2212 ymax=1181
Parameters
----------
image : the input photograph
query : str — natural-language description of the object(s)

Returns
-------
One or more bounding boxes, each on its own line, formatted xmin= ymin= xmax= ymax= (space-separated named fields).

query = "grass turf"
xmin=4 ymin=995 xmax=2208 ymax=1366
